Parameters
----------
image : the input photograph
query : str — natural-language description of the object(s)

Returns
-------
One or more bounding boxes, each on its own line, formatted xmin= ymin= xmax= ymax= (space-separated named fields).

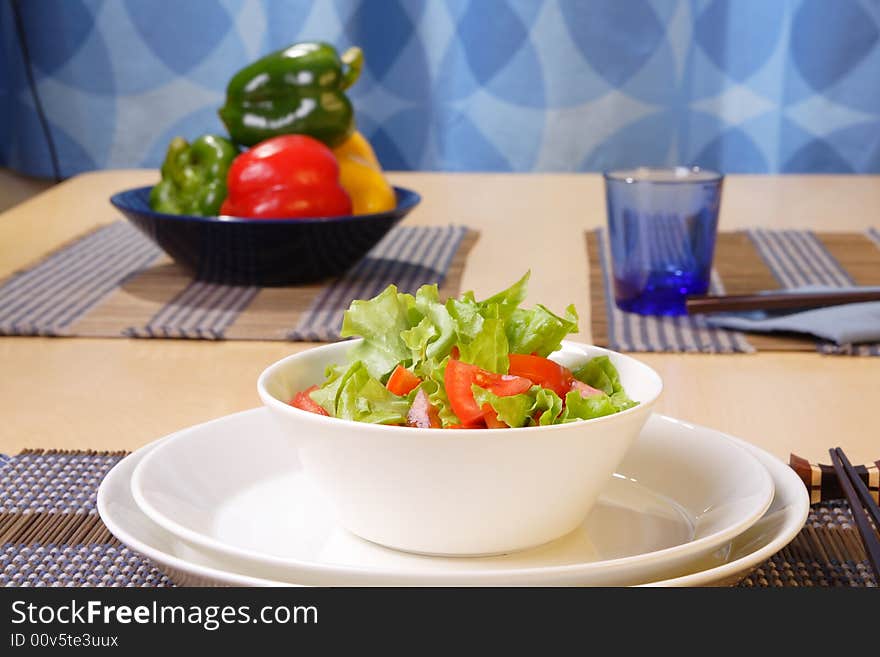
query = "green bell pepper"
xmin=149 ymin=134 xmax=238 ymax=216
xmin=218 ymin=41 xmax=363 ymax=148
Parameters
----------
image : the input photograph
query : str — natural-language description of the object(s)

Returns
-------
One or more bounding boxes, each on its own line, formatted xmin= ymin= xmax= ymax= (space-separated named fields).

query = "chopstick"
xmin=828 ymin=447 xmax=880 ymax=580
xmin=686 ymin=289 xmax=880 ymax=315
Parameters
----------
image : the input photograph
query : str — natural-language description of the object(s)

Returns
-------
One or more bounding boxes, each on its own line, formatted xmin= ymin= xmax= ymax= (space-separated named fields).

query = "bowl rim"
xmin=110 ymin=185 xmax=421 ymax=225
xmin=257 ymin=339 xmax=663 ymax=435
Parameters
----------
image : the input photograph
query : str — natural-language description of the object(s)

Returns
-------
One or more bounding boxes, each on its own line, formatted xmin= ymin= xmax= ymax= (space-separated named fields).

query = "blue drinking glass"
xmin=604 ymin=167 xmax=723 ymax=316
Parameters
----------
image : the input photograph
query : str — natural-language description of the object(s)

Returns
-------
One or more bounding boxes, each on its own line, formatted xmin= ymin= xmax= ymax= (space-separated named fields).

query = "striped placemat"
xmin=586 ymin=227 xmax=880 ymax=355
xmin=0 ymin=450 xmax=874 ymax=587
xmin=0 ymin=450 xmax=173 ymax=587
xmin=0 ymin=221 xmax=479 ymax=341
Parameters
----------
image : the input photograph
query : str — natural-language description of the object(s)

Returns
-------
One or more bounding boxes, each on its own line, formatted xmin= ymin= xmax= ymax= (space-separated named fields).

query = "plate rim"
xmin=127 ymin=408 xmax=775 ymax=583
xmin=97 ymin=434 xmax=294 ymax=587
xmin=642 ymin=415 xmax=809 ymax=586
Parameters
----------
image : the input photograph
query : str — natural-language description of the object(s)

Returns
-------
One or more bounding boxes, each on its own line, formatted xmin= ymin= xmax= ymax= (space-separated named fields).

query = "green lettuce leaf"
xmin=610 ymin=390 xmax=638 ymax=412
xmin=471 ymin=374 xmax=633 ymax=428
xmin=472 ymin=384 xmax=571 ymax=427
xmin=477 ymin=271 xmax=530 ymax=319
xmin=472 ymin=385 xmax=534 ymax=428
xmin=446 ymin=296 xmax=483 ymax=343
xmin=413 ymin=284 xmax=456 ymax=362
xmin=572 ymin=356 xmax=638 ymax=412
xmin=446 ymin=272 xmax=527 ymax=348
xmin=506 ymin=303 xmax=579 ymax=356
xmin=401 ymin=317 xmax=436 ymax=364
xmin=307 ymin=364 xmax=347 ymax=415
xmin=559 ymin=389 xmax=619 ymax=422
xmin=458 ymin=316 xmax=509 ymax=373
xmin=414 ymin=356 xmax=460 ymax=426
xmin=572 ymin=356 xmax=637 ymax=411
xmin=530 ymin=386 xmax=565 ymax=425
xmin=340 ymin=285 xmax=414 ymax=379
xmin=572 ymin=355 xmax=619 ymax=395
xmin=420 ymin=378 xmax=459 ymax=426
xmin=322 ymin=361 xmax=410 ymax=425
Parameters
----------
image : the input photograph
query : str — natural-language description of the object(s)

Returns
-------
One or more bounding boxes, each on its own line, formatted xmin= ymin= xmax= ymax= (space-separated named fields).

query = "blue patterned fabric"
xmin=2 ymin=0 xmax=880 ymax=178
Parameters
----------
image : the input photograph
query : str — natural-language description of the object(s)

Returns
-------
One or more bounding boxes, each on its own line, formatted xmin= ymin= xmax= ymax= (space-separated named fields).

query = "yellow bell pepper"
xmin=332 ymin=131 xmax=396 ymax=214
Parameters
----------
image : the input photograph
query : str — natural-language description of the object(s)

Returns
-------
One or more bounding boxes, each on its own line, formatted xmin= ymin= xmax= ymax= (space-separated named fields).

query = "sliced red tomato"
xmin=444 ymin=361 xmax=485 ymax=424
xmin=479 ymin=372 xmax=533 ymax=396
xmin=570 ymin=380 xmax=604 ymax=398
xmin=444 ymin=359 xmax=532 ymax=425
xmin=290 ymin=385 xmax=329 ymax=416
xmin=386 ymin=365 xmax=422 ymax=396
xmin=482 ymin=403 xmax=509 ymax=429
xmin=407 ymin=389 xmax=441 ymax=428
xmin=508 ymin=353 xmax=574 ymax=397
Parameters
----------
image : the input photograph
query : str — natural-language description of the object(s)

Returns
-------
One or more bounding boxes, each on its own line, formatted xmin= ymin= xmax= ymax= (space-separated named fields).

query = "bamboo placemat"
xmin=0 ymin=450 xmax=875 ymax=587
xmin=738 ymin=502 xmax=877 ymax=587
xmin=586 ymin=228 xmax=880 ymax=355
xmin=0 ymin=221 xmax=479 ymax=342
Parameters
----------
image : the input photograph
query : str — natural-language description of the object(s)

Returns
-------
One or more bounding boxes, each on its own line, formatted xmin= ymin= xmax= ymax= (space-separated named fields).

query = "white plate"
xmin=127 ymin=409 xmax=773 ymax=586
xmin=98 ymin=413 xmax=807 ymax=587
xmin=97 ymin=436 xmax=290 ymax=587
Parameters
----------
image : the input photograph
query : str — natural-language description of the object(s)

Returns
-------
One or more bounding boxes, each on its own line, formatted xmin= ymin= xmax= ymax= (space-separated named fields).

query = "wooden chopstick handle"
xmin=789 ymin=453 xmax=880 ymax=504
xmin=834 ymin=448 xmax=880 ymax=530
xmin=687 ymin=289 xmax=880 ymax=314
xmin=828 ymin=448 xmax=880 ymax=579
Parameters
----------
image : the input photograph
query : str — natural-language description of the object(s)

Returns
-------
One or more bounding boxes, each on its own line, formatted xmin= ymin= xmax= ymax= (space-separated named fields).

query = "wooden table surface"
xmin=1 ymin=170 xmax=878 ymax=463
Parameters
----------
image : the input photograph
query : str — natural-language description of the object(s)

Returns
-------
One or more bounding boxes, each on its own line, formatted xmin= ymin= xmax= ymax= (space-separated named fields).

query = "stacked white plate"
xmin=97 ymin=408 xmax=809 ymax=587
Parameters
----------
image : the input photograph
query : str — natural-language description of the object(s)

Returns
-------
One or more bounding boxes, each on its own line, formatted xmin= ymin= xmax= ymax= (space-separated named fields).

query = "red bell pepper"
xmin=220 ymin=135 xmax=352 ymax=219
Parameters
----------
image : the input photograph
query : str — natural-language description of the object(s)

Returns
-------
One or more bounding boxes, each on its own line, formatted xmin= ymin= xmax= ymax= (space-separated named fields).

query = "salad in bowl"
xmin=258 ymin=273 xmax=661 ymax=555
xmin=289 ymin=272 xmax=637 ymax=430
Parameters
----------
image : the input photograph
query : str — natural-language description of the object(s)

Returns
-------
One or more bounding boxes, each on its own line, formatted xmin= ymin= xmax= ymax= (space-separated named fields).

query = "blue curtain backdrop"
xmin=2 ymin=0 xmax=880 ymax=178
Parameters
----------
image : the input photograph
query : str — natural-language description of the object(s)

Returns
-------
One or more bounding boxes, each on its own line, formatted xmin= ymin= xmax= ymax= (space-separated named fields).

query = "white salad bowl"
xmin=257 ymin=340 xmax=663 ymax=556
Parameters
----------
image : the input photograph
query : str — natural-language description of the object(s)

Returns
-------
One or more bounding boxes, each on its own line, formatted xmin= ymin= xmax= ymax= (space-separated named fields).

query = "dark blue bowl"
xmin=110 ymin=186 xmax=421 ymax=286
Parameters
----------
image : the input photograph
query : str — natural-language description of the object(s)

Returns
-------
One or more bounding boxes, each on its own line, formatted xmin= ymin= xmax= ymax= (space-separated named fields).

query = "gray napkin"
xmin=704 ymin=286 xmax=880 ymax=345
